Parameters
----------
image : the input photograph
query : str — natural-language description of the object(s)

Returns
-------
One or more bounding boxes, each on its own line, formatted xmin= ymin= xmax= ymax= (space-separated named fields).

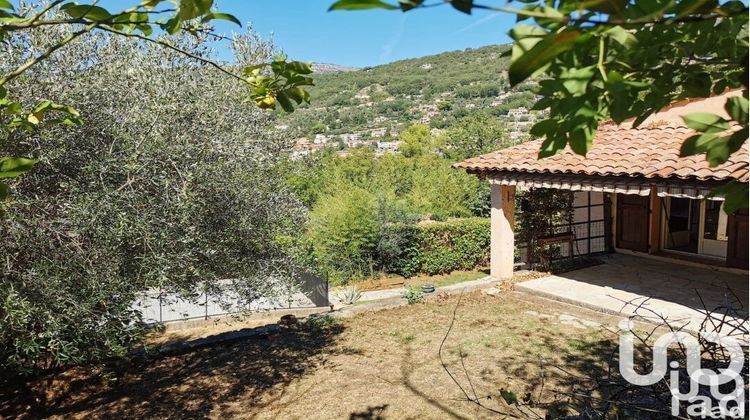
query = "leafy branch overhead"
xmin=330 ymin=0 xmax=749 ymax=211
xmin=0 ymin=0 xmax=314 ymax=199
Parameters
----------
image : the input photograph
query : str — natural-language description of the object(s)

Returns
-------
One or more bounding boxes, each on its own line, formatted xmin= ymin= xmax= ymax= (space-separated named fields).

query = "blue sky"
xmin=213 ymin=1 xmax=516 ymax=67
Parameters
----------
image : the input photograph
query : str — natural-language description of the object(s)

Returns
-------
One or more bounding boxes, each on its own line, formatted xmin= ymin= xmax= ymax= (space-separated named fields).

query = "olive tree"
xmin=0 ymin=0 xmax=314 ymax=197
xmin=0 ymin=23 xmax=308 ymax=374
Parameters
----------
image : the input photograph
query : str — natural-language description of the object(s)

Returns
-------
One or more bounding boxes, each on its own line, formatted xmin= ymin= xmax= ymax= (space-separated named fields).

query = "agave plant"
xmin=336 ymin=286 xmax=363 ymax=305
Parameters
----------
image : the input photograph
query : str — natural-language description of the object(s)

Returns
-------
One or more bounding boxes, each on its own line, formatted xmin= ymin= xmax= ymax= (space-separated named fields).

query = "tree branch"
xmin=96 ymin=26 xmax=247 ymax=84
xmin=0 ymin=22 xmax=98 ymax=87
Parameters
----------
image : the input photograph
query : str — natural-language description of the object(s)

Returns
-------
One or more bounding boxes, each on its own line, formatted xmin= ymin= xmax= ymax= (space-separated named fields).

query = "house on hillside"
xmin=371 ymin=128 xmax=387 ymax=138
xmin=314 ymin=134 xmax=330 ymax=144
xmin=340 ymin=133 xmax=363 ymax=148
xmin=455 ymin=91 xmax=749 ymax=280
xmin=507 ymin=107 xmax=529 ymax=119
xmin=292 ymin=137 xmax=325 ymax=160
xmin=377 ymin=140 xmax=402 ymax=153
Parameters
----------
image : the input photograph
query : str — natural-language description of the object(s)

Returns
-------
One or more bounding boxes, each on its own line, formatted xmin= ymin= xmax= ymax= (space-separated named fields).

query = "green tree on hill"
xmin=398 ymin=124 xmax=434 ymax=157
xmin=441 ymin=113 xmax=508 ymax=160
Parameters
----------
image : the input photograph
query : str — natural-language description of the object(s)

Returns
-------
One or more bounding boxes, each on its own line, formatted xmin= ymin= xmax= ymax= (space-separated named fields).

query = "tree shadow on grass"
xmin=0 ymin=321 xmax=351 ymax=418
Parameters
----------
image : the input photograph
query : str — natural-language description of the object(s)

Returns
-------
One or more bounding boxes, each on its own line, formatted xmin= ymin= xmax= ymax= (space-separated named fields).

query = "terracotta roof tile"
xmin=455 ymin=123 xmax=748 ymax=183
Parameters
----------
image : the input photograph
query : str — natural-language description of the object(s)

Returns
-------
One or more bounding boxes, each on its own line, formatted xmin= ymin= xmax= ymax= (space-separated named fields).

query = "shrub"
xmin=516 ymin=188 xmax=573 ymax=269
xmin=376 ymin=218 xmax=490 ymax=277
xmin=402 ymin=286 xmax=425 ymax=304
xmin=377 ymin=223 xmax=422 ymax=277
xmin=418 ymin=218 xmax=490 ymax=275
xmin=308 ymin=187 xmax=380 ymax=285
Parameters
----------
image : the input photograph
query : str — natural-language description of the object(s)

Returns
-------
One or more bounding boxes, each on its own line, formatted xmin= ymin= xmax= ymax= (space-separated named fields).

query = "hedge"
xmin=380 ymin=218 xmax=490 ymax=277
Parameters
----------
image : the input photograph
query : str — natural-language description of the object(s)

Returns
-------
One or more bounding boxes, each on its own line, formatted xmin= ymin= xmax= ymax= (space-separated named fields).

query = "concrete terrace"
xmin=515 ymin=253 xmax=748 ymax=332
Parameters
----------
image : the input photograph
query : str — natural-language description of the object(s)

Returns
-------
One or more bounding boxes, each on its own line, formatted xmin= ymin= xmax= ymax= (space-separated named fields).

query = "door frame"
xmin=615 ymin=193 xmax=650 ymax=252
xmin=659 ymin=196 xmax=728 ymax=260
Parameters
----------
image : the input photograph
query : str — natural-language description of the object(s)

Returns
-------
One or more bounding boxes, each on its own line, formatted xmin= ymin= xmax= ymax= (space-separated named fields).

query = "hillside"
xmin=272 ymin=45 xmax=544 ymax=157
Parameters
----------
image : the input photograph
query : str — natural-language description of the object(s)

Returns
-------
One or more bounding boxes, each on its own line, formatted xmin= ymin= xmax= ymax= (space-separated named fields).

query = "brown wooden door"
xmin=617 ymin=194 xmax=650 ymax=252
xmin=726 ymin=209 xmax=748 ymax=269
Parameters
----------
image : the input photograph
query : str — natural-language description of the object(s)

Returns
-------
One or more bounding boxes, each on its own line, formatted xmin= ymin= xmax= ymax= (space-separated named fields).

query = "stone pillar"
xmin=490 ymin=183 xmax=515 ymax=280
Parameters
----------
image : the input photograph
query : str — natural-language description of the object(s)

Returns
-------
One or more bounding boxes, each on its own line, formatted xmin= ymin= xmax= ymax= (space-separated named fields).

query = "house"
xmin=314 ymin=134 xmax=330 ymax=144
xmin=340 ymin=133 xmax=362 ymax=147
xmin=371 ymin=128 xmax=387 ymax=138
xmin=292 ymin=137 xmax=325 ymax=160
xmin=376 ymin=140 xmax=402 ymax=153
xmin=507 ymin=107 xmax=529 ymax=118
xmin=455 ymin=91 xmax=749 ymax=281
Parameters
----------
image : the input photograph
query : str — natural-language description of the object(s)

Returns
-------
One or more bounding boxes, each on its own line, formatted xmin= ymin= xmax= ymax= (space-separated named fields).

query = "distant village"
xmin=285 ymin=95 xmax=542 ymax=160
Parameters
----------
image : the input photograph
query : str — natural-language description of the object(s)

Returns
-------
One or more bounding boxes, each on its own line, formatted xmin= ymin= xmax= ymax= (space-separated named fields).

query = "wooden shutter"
xmin=726 ymin=209 xmax=748 ymax=269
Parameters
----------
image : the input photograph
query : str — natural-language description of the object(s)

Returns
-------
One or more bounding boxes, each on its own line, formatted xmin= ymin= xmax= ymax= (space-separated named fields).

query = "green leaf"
xmin=684 ymin=72 xmax=712 ymax=98
xmin=285 ymin=87 xmax=312 ymax=104
xmin=136 ymin=23 xmax=154 ymax=36
xmin=530 ymin=118 xmax=557 ymax=137
xmin=585 ymin=0 xmax=627 ymax=15
xmin=508 ymin=25 xmax=548 ymax=60
xmin=0 ymin=0 xmax=13 ymax=10
xmin=202 ymin=12 xmax=241 ymax=26
xmin=538 ymin=133 xmax=567 ymax=158
xmin=329 ymin=0 xmax=399 ymax=11
xmin=508 ymin=28 xmax=581 ymax=86
xmin=61 ymin=3 xmax=112 ymax=21
xmin=499 ymin=389 xmax=518 ymax=405
xmin=0 ymin=182 xmax=8 ymax=200
xmin=178 ymin=0 xmax=214 ymax=21
xmin=286 ymin=61 xmax=314 ymax=75
xmin=276 ymin=91 xmax=295 ymax=113
xmin=162 ymin=17 xmax=181 ymax=34
xmin=709 ymin=182 xmax=749 ymax=214
xmin=112 ymin=11 xmax=148 ymax=25
xmin=242 ymin=64 xmax=266 ymax=76
xmin=725 ymin=96 xmax=748 ymax=125
xmin=680 ymin=132 xmax=718 ymax=156
xmin=568 ymin=125 xmax=594 ymax=155
xmin=0 ymin=157 xmax=37 ymax=179
xmin=681 ymin=112 xmax=730 ymax=133
xmin=561 ymin=66 xmax=595 ymax=96
xmin=604 ymin=26 xmax=636 ymax=47
xmin=450 ymin=0 xmax=473 ymax=14
xmin=705 ymin=140 xmax=731 ymax=166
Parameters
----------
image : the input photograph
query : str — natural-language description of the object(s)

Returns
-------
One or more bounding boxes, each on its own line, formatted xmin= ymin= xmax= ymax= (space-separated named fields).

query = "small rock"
xmin=278 ymin=314 xmax=298 ymax=326
xmin=482 ymin=287 xmax=502 ymax=296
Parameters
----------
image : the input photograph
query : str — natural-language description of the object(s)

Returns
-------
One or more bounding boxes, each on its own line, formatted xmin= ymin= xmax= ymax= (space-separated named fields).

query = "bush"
xmin=378 ymin=223 xmax=422 ymax=277
xmin=402 ymin=286 xmax=425 ymax=304
xmin=376 ymin=218 xmax=490 ymax=277
xmin=418 ymin=218 xmax=490 ymax=275
xmin=309 ymin=188 xmax=380 ymax=284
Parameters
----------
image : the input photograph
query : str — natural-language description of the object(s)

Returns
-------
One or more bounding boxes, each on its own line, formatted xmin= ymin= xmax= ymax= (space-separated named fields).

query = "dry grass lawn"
xmin=1 ymin=291 xmax=630 ymax=419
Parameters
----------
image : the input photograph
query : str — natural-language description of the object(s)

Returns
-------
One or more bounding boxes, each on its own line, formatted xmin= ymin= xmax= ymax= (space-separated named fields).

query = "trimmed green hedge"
xmin=380 ymin=218 xmax=490 ymax=277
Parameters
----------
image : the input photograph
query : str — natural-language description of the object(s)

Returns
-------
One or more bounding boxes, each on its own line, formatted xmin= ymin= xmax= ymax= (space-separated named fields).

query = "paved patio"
xmin=515 ymin=253 xmax=748 ymax=332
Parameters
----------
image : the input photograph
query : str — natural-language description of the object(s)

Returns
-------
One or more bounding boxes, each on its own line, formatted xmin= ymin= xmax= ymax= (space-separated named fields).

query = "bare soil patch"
xmin=0 ymin=291 xmax=629 ymax=419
